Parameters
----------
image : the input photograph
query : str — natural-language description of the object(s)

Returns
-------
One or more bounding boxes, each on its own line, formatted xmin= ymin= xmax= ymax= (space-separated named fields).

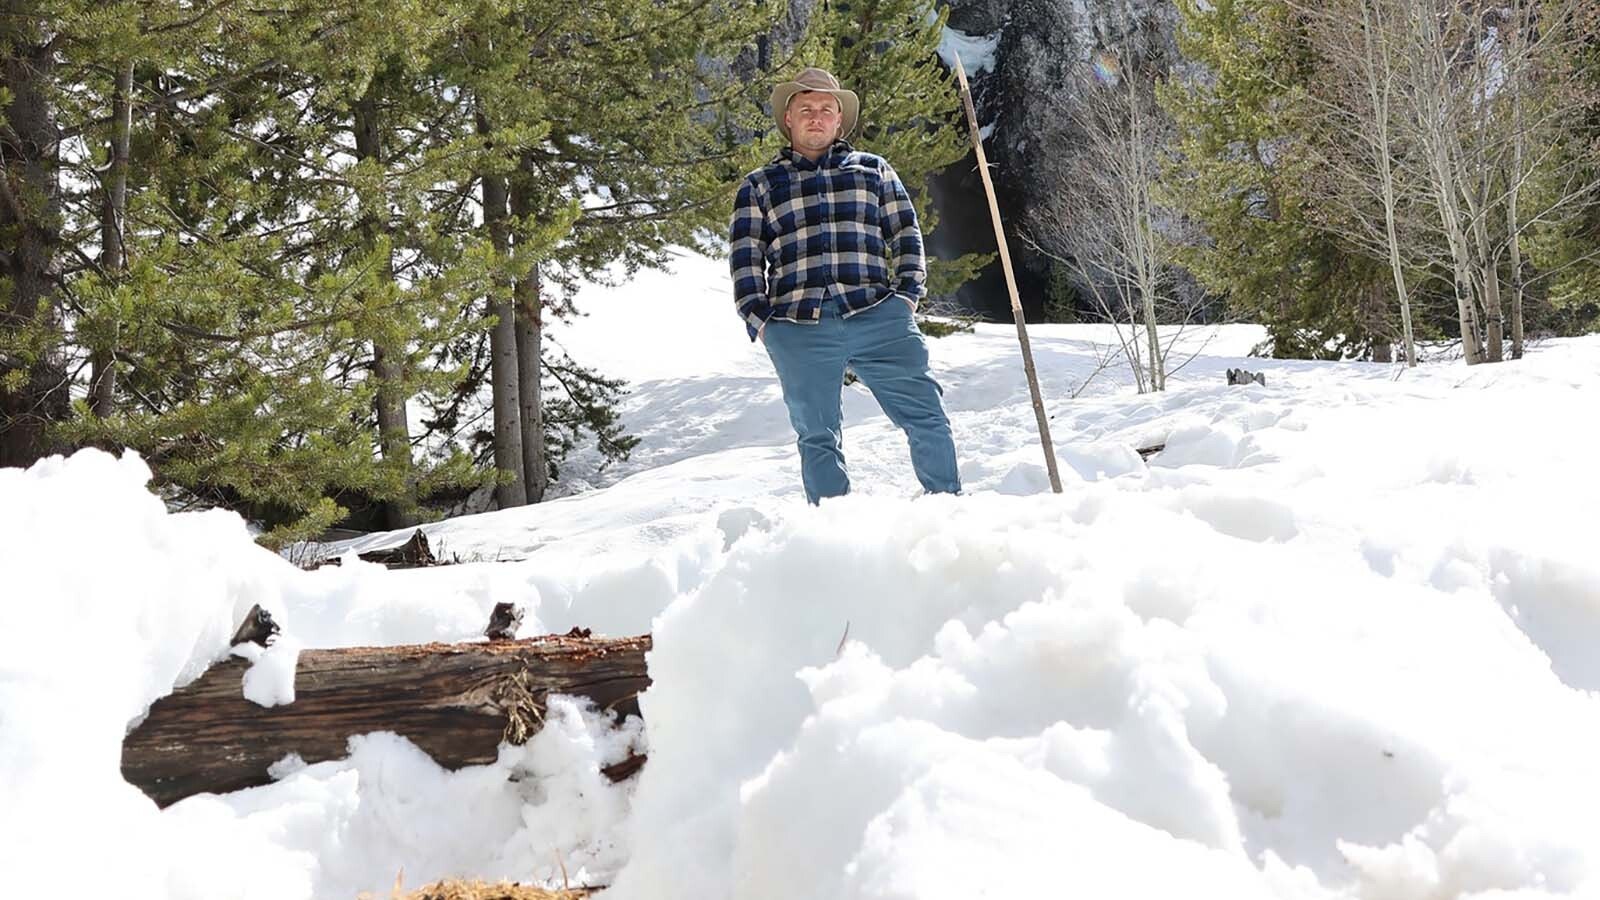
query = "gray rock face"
xmin=946 ymin=0 xmax=1010 ymax=34
xmin=715 ymin=0 xmax=1178 ymax=320
xmin=935 ymin=0 xmax=1178 ymax=319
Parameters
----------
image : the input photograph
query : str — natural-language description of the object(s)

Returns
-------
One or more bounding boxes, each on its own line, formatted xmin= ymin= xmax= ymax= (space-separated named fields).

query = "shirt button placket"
xmin=819 ymin=172 xmax=834 ymax=293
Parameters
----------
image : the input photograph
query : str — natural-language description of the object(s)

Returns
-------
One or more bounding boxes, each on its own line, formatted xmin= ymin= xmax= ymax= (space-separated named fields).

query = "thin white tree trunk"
xmin=1471 ymin=212 xmax=1505 ymax=362
xmin=1507 ymin=0 xmax=1527 ymax=359
xmin=1360 ymin=0 xmax=1417 ymax=366
xmin=1409 ymin=0 xmax=1485 ymax=363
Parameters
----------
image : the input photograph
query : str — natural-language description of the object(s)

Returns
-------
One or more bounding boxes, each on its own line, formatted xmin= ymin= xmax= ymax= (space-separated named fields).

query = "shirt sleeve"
xmin=729 ymin=178 xmax=774 ymax=341
xmin=877 ymin=160 xmax=927 ymax=307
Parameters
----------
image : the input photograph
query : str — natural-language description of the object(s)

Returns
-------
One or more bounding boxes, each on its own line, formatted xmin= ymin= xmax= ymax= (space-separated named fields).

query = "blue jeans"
xmin=763 ymin=297 xmax=961 ymax=504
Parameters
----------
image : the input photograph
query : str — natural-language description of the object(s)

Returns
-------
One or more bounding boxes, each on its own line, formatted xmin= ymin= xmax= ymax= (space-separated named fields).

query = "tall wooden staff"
xmin=952 ymin=56 xmax=1062 ymax=493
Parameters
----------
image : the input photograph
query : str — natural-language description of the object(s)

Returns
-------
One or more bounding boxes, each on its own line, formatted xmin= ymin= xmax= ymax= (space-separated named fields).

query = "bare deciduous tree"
xmin=1294 ymin=0 xmax=1423 ymax=366
xmin=1292 ymin=0 xmax=1600 ymax=366
xmin=1387 ymin=0 xmax=1600 ymax=364
xmin=1030 ymin=52 xmax=1200 ymax=392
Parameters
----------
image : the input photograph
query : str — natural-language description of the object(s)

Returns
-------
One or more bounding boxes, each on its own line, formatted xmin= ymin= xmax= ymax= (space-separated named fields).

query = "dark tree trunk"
xmin=0 ymin=4 xmax=69 ymax=467
xmin=122 ymin=633 xmax=651 ymax=808
xmin=478 ymin=109 xmax=526 ymax=509
xmin=90 ymin=58 xmax=133 ymax=418
xmin=511 ymin=167 xmax=548 ymax=503
xmin=355 ymin=76 xmax=417 ymax=528
xmin=1362 ymin=278 xmax=1392 ymax=363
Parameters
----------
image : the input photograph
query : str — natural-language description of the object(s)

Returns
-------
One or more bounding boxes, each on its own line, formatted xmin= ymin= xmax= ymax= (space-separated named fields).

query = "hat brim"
xmin=770 ymin=83 xmax=860 ymax=142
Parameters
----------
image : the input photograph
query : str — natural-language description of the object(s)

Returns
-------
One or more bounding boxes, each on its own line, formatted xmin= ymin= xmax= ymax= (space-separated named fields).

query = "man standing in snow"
xmin=729 ymin=67 xmax=961 ymax=505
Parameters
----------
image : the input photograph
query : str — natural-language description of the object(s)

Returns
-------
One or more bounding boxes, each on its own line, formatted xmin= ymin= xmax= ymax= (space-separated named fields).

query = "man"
xmin=729 ymin=67 xmax=961 ymax=505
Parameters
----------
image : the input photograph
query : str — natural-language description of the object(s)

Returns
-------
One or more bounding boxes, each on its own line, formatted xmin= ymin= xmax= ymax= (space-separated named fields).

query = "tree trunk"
xmin=1452 ymin=248 xmax=1485 ymax=365
xmin=511 ymin=169 xmax=548 ymax=503
xmin=478 ymin=110 xmax=527 ymax=509
xmin=1472 ymin=215 xmax=1504 ymax=363
xmin=0 ymin=4 xmax=69 ymax=467
xmin=1134 ymin=92 xmax=1164 ymax=393
xmin=1436 ymin=173 xmax=1485 ymax=364
xmin=1360 ymin=0 xmax=1416 ymax=367
xmin=515 ymin=298 xmax=546 ymax=502
xmin=1508 ymin=220 xmax=1525 ymax=359
xmin=121 ymin=633 xmax=651 ymax=808
xmin=1507 ymin=0 xmax=1527 ymax=360
xmin=1409 ymin=0 xmax=1483 ymax=365
xmin=355 ymin=77 xmax=417 ymax=529
xmin=1363 ymin=277 xmax=1392 ymax=363
xmin=1139 ymin=265 xmax=1163 ymax=391
xmin=90 ymin=57 xmax=133 ymax=418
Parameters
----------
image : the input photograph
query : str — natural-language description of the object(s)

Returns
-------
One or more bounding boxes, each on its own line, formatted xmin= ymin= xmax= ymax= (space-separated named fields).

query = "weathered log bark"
xmin=122 ymin=634 xmax=651 ymax=808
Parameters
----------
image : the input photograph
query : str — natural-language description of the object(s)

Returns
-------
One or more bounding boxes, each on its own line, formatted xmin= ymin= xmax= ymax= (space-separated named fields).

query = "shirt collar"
xmin=777 ymin=139 xmax=854 ymax=170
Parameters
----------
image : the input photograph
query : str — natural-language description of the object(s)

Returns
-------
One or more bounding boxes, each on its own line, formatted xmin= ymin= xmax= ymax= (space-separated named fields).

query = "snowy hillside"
xmin=4 ymin=250 xmax=1600 ymax=899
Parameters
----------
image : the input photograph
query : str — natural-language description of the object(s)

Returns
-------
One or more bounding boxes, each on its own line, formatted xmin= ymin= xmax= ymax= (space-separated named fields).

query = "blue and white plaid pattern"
xmin=729 ymin=141 xmax=926 ymax=341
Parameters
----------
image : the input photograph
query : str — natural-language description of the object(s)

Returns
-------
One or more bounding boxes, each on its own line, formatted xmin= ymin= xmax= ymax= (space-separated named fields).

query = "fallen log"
xmin=122 ymin=633 xmax=651 ymax=808
xmin=311 ymin=528 xmax=444 ymax=569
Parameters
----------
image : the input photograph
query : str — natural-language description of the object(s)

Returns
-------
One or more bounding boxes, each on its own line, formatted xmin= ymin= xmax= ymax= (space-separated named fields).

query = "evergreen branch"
xmin=215 ymin=125 xmax=345 ymax=179
xmin=0 ymin=120 xmax=25 ymax=150
xmin=541 ymin=358 xmax=632 ymax=459
xmin=0 ymin=163 xmax=27 ymax=223
xmin=156 ymin=319 xmax=240 ymax=343
xmin=574 ymin=197 xmax=716 ymax=227
xmin=152 ymin=255 xmax=397 ymax=345
xmin=58 ymin=19 xmax=350 ymax=143
xmin=109 ymin=349 xmax=168 ymax=414
xmin=141 ymin=0 xmax=243 ymax=35
xmin=525 ymin=141 xmax=747 ymax=170
xmin=573 ymin=0 xmax=717 ymax=49
xmin=63 ymin=243 xmax=110 ymax=283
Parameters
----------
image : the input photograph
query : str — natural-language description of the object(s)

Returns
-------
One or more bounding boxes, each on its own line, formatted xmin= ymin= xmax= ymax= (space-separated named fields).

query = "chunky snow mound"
xmin=4 ymin=252 xmax=1599 ymax=899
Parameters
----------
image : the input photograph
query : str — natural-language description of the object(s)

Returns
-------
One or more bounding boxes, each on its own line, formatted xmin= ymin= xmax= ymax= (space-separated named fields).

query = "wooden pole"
xmin=952 ymin=57 xmax=1063 ymax=493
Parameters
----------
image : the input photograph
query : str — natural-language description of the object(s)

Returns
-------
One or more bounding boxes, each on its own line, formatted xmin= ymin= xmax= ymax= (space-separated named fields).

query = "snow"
xmin=235 ymin=638 xmax=302 ymax=708
xmin=938 ymin=26 xmax=1002 ymax=77
xmin=5 ymin=249 xmax=1600 ymax=898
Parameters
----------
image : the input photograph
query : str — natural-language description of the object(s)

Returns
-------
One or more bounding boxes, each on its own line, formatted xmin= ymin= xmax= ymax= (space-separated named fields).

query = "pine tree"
xmin=2 ymin=0 xmax=73 ymax=467
xmin=49 ymin=2 xmax=491 ymax=543
xmin=442 ymin=0 xmax=780 ymax=505
xmin=9 ymin=1 xmax=884 ymax=542
xmin=1524 ymin=12 xmax=1600 ymax=335
xmin=1162 ymin=0 xmax=1387 ymax=359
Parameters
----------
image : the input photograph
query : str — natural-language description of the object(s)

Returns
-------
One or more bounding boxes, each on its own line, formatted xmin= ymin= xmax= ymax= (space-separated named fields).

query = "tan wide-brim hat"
xmin=770 ymin=67 xmax=860 ymax=142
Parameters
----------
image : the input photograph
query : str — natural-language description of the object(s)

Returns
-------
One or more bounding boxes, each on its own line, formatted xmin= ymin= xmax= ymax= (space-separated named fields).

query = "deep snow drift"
xmin=3 ymin=250 xmax=1599 ymax=899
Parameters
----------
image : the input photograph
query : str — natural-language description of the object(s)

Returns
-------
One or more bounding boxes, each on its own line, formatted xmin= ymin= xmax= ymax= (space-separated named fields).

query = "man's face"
xmin=784 ymin=91 xmax=842 ymax=153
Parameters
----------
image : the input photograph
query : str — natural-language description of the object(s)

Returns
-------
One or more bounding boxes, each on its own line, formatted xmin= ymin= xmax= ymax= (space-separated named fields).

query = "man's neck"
xmin=791 ymin=143 xmax=827 ymax=162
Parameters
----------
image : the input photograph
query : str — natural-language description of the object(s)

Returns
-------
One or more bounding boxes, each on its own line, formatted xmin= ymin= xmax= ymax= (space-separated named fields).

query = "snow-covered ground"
xmin=4 ymin=250 xmax=1600 ymax=899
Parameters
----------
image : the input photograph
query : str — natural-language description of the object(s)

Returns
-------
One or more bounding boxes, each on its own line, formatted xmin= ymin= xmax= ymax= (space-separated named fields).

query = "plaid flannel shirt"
xmin=729 ymin=141 xmax=926 ymax=341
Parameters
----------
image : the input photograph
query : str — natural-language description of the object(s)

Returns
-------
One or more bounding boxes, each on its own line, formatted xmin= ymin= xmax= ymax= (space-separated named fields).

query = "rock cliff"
xmin=937 ymin=0 xmax=1178 ymax=319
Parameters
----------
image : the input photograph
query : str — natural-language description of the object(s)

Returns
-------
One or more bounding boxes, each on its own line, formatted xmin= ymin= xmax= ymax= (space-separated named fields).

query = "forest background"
xmin=3 ymin=0 xmax=1596 ymax=542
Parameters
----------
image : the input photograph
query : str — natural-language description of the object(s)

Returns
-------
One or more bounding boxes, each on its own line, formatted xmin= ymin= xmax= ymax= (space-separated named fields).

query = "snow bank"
xmin=4 ymin=248 xmax=1600 ymax=898
xmin=0 ymin=451 xmax=651 ymax=896
xmin=607 ymin=477 xmax=1600 ymax=899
